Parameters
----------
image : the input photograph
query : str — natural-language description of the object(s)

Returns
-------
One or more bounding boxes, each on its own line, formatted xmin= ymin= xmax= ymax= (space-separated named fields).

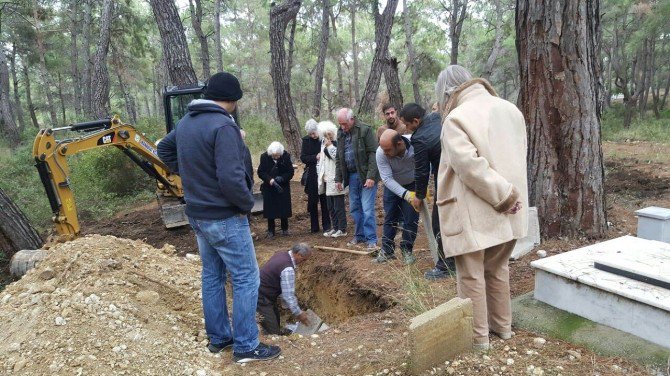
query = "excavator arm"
xmin=33 ymin=115 xmax=185 ymax=243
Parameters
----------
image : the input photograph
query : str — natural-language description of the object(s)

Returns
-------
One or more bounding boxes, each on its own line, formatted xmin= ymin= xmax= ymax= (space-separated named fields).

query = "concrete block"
xmin=511 ymin=207 xmax=540 ymax=260
xmin=293 ymin=309 xmax=325 ymax=335
xmin=408 ymin=297 xmax=473 ymax=375
xmin=636 ymin=206 xmax=670 ymax=244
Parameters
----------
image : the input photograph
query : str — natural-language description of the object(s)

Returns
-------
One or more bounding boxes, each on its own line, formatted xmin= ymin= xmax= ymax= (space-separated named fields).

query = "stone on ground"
xmin=408 ymin=297 xmax=473 ymax=375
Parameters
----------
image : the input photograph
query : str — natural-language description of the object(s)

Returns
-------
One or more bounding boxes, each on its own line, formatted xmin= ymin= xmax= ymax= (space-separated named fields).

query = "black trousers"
xmin=308 ymin=192 xmax=331 ymax=232
xmin=257 ymin=294 xmax=282 ymax=335
xmin=268 ymin=217 xmax=289 ymax=234
xmin=326 ymin=194 xmax=347 ymax=232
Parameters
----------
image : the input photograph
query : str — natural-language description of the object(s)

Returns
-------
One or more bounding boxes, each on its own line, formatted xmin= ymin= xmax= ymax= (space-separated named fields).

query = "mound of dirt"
xmin=0 ymin=235 xmax=221 ymax=376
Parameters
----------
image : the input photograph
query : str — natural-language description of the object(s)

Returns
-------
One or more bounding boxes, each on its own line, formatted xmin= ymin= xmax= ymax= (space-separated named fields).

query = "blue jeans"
xmin=381 ymin=185 xmax=419 ymax=257
xmin=348 ymin=172 xmax=378 ymax=244
xmin=188 ymin=215 xmax=260 ymax=353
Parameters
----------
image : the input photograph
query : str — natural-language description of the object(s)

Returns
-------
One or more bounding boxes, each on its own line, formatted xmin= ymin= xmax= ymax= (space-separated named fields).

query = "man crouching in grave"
xmin=257 ymin=243 xmax=312 ymax=335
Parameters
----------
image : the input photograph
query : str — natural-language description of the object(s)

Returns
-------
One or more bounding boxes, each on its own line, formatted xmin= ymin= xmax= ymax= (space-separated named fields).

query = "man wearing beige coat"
xmin=435 ymin=65 xmax=529 ymax=350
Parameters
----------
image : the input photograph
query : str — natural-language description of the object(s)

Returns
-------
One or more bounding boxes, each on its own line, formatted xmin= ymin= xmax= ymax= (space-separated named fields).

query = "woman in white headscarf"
xmin=258 ymin=141 xmax=295 ymax=238
xmin=435 ymin=65 xmax=529 ymax=350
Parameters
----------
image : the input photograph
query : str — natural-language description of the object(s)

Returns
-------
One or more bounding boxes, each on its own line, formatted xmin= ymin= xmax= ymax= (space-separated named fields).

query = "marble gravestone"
xmin=635 ymin=206 xmax=670 ymax=244
xmin=531 ymin=236 xmax=670 ymax=348
xmin=511 ymin=207 xmax=540 ymax=260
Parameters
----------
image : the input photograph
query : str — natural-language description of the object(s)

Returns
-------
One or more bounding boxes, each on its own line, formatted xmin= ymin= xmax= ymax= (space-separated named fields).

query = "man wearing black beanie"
xmin=158 ymin=72 xmax=281 ymax=363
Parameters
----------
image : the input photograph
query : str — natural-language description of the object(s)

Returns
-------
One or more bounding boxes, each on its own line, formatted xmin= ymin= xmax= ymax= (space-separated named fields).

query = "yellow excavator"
xmin=10 ymin=85 xmax=260 ymax=277
xmin=33 ymin=114 xmax=186 ymax=242
xmin=32 ymin=84 xmax=213 ymax=242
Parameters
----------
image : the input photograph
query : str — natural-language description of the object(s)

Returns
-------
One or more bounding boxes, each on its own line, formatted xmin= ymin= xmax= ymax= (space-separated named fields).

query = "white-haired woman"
xmin=300 ymin=119 xmax=331 ymax=234
xmin=435 ymin=65 xmax=528 ymax=350
xmin=257 ymin=141 xmax=295 ymax=238
xmin=316 ymin=121 xmax=347 ymax=237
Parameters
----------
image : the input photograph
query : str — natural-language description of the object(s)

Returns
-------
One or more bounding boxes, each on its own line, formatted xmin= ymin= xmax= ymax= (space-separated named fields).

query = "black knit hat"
xmin=204 ymin=72 xmax=243 ymax=101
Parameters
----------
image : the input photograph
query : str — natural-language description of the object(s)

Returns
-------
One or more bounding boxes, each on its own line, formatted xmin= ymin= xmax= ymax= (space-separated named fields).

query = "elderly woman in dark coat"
xmin=258 ymin=141 xmax=295 ymax=238
xmin=300 ymin=119 xmax=332 ymax=234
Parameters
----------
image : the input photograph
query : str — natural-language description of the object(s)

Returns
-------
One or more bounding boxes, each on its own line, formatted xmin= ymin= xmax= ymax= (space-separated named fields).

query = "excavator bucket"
xmin=158 ymin=196 xmax=189 ymax=229
xmin=251 ymin=191 xmax=263 ymax=215
xmin=157 ymin=191 xmax=262 ymax=229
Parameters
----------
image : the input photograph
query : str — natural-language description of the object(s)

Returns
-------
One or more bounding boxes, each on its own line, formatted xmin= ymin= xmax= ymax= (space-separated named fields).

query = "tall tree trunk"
xmin=22 ymin=65 xmax=39 ymax=129
xmin=214 ymin=0 xmax=224 ymax=72
xmin=517 ymin=0 xmax=607 ymax=238
xmin=57 ymin=72 xmax=66 ymax=124
xmin=447 ymin=0 xmax=468 ymax=65
xmin=32 ymin=0 xmax=59 ymax=125
xmin=329 ymin=9 xmax=345 ymax=106
xmin=82 ymin=0 xmax=93 ymax=117
xmin=638 ymin=38 xmax=650 ymax=113
xmin=0 ymin=52 xmax=20 ymax=146
xmin=403 ymin=0 xmax=420 ymax=103
xmin=0 ymin=188 xmax=43 ymax=260
xmin=482 ymin=0 xmax=505 ymax=80
xmin=384 ymin=56 xmax=403 ymax=107
xmin=350 ymin=1 xmax=360 ymax=106
xmin=112 ymin=45 xmax=136 ymax=124
xmin=286 ymin=18 xmax=297 ymax=80
xmin=91 ymin=0 xmax=114 ymax=119
xmin=358 ymin=0 xmax=399 ymax=115
xmin=9 ymin=43 xmax=25 ymax=132
xmin=69 ymin=0 xmax=82 ymax=118
xmin=188 ymin=0 xmax=211 ymax=79
xmin=143 ymin=95 xmax=151 ymax=118
xmin=149 ymin=0 xmax=198 ymax=86
xmin=312 ymin=0 xmax=330 ymax=118
xmin=269 ymin=0 xmax=302 ymax=158
xmin=661 ymin=71 xmax=670 ymax=110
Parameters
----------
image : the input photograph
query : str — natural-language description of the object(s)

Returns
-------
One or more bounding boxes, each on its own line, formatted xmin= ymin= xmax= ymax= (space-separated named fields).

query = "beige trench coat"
xmin=436 ymin=79 xmax=529 ymax=257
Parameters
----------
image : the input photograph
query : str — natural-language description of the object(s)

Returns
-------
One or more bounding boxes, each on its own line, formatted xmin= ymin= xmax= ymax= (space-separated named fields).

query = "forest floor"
xmin=1 ymin=140 xmax=669 ymax=375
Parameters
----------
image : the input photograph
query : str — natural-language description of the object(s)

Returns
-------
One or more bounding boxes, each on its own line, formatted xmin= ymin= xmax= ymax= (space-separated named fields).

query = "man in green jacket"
xmin=334 ymin=108 xmax=380 ymax=249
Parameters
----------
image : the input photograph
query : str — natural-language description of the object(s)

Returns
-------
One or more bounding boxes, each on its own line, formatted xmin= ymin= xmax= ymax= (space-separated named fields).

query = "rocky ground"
xmin=1 ymin=140 xmax=669 ymax=375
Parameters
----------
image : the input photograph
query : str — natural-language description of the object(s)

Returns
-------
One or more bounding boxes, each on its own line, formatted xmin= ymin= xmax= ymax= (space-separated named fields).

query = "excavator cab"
xmin=162 ymin=85 xmax=239 ymax=134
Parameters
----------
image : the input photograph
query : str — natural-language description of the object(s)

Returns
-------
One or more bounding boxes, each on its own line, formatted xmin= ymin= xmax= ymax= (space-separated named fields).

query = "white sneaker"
xmin=323 ymin=229 xmax=336 ymax=237
xmin=330 ymin=230 xmax=347 ymax=238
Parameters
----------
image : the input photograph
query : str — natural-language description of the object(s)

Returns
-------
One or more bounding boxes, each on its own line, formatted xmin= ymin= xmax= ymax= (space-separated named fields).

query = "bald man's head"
xmin=336 ymin=108 xmax=355 ymax=132
xmin=379 ymin=129 xmax=405 ymax=158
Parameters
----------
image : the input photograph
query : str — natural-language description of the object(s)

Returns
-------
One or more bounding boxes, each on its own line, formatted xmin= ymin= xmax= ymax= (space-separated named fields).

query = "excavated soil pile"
xmin=0 ymin=235 xmax=220 ymax=376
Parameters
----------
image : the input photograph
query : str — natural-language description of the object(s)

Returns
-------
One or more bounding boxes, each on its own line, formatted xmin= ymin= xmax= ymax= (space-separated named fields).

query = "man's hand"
xmin=363 ymin=179 xmax=375 ymax=188
xmin=336 ymin=182 xmax=344 ymax=191
xmin=506 ymin=201 xmax=522 ymax=215
xmin=411 ymin=197 xmax=423 ymax=212
xmin=316 ymin=154 xmax=321 ymax=161
xmin=269 ymin=178 xmax=275 ymax=186
xmin=297 ymin=311 xmax=310 ymax=326
xmin=403 ymin=191 xmax=420 ymax=212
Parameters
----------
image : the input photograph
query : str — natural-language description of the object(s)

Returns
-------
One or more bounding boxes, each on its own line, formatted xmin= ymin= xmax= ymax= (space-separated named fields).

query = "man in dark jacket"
xmin=157 ymin=72 xmax=280 ymax=363
xmin=400 ymin=103 xmax=456 ymax=280
xmin=334 ymin=108 xmax=380 ymax=249
xmin=257 ymin=243 xmax=312 ymax=335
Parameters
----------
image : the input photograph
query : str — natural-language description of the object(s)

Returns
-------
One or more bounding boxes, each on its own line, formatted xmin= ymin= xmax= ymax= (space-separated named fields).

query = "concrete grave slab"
xmin=408 ymin=297 xmax=473 ymax=375
xmin=511 ymin=207 xmax=540 ymax=260
xmin=594 ymin=246 xmax=670 ymax=289
xmin=532 ymin=236 xmax=670 ymax=348
xmin=636 ymin=206 xmax=670 ymax=244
